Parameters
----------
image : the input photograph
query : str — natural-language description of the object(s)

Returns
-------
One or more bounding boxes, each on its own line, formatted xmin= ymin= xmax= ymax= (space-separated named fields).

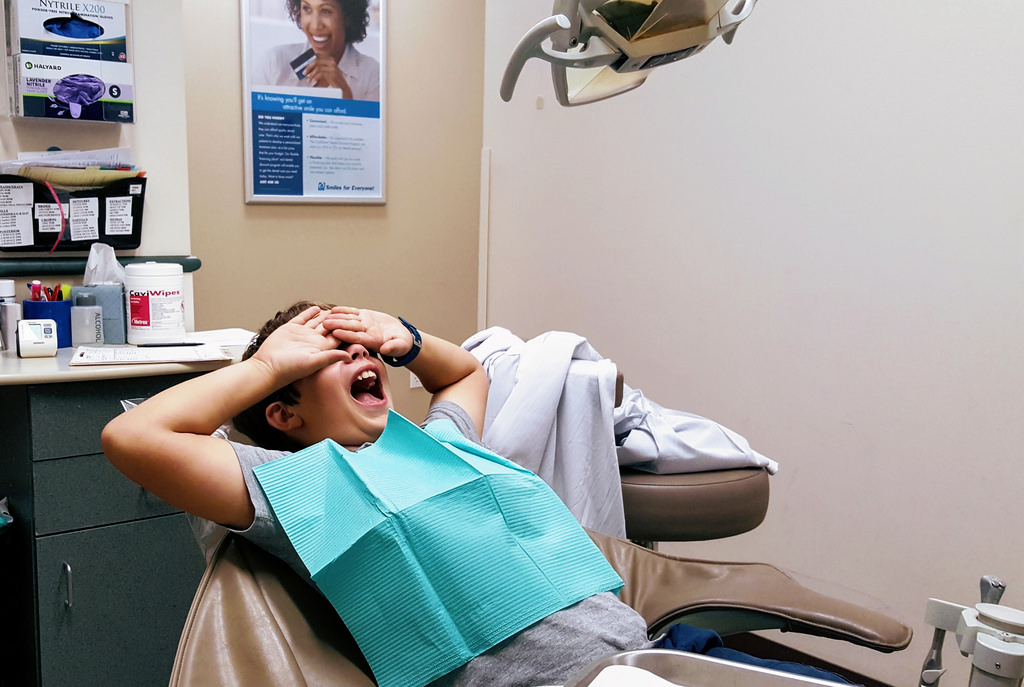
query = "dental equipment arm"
xmin=502 ymin=0 xmax=760 ymax=106
xmin=500 ymin=14 xmax=622 ymax=104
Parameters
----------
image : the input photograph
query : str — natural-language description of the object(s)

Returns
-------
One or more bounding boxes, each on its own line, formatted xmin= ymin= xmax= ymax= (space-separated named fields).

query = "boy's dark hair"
xmin=232 ymin=300 xmax=334 ymax=450
xmin=285 ymin=0 xmax=371 ymax=45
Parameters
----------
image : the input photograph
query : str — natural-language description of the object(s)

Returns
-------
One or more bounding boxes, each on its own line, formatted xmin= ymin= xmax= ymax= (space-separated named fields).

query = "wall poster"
xmin=241 ymin=0 xmax=385 ymax=204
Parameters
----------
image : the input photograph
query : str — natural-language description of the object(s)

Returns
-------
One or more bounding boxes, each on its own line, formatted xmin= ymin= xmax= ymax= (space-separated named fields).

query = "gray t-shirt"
xmin=229 ymin=402 xmax=653 ymax=686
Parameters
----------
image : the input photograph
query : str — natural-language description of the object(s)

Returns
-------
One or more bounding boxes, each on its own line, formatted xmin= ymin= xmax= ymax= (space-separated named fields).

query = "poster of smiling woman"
xmin=241 ymin=0 xmax=385 ymax=204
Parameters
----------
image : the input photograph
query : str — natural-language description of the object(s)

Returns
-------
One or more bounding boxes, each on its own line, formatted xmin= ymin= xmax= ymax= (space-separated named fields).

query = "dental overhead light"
xmin=501 ymin=0 xmax=758 ymax=107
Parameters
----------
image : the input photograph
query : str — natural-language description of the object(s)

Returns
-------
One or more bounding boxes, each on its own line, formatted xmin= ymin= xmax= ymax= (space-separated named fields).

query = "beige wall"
xmin=181 ymin=1 xmax=484 ymax=418
xmin=484 ymin=1 xmax=1024 ymax=685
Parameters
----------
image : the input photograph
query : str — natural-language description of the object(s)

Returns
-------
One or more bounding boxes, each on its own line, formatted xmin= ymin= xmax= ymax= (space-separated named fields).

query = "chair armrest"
xmin=588 ymin=531 xmax=913 ymax=653
xmin=620 ymin=467 xmax=770 ymax=542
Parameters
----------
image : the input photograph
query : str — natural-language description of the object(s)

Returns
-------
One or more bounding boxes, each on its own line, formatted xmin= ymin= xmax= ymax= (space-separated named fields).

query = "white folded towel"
xmin=614 ymin=387 xmax=779 ymax=475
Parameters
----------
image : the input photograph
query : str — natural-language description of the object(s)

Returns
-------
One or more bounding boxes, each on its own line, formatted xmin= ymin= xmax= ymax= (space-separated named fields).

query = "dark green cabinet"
xmin=0 ymin=373 xmax=207 ymax=687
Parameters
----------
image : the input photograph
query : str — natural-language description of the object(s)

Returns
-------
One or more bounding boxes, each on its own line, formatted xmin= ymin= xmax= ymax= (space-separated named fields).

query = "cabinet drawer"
xmin=27 ymin=373 xmax=200 ymax=460
xmin=36 ymin=514 xmax=205 ymax=687
xmin=34 ymin=453 xmax=180 ymax=535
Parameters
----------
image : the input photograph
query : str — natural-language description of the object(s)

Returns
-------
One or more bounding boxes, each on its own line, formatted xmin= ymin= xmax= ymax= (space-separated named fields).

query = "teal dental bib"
xmin=253 ymin=410 xmax=623 ymax=687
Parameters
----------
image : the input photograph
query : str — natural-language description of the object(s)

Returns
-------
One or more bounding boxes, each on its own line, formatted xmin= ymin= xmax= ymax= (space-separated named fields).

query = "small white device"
xmin=921 ymin=576 xmax=1024 ymax=687
xmin=17 ymin=318 xmax=58 ymax=358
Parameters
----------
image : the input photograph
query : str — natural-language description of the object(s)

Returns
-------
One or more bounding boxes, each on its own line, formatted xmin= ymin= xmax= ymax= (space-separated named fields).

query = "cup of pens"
xmin=23 ymin=286 xmax=73 ymax=348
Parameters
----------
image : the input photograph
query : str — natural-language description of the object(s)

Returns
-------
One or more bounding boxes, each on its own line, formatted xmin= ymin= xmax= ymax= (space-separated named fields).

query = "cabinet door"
xmin=35 ymin=514 xmax=205 ymax=687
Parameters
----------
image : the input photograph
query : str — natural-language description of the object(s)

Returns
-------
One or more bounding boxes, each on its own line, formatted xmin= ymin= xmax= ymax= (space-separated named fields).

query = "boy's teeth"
xmin=357 ymin=370 xmax=376 ymax=381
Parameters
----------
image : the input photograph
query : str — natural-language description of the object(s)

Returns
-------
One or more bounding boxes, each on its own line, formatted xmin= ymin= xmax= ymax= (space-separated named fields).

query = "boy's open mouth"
xmin=350 ymin=369 xmax=385 ymax=404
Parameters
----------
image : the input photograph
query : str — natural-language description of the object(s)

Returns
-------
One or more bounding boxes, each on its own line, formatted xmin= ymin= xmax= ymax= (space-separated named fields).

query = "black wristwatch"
xmin=379 ymin=317 xmax=422 ymax=367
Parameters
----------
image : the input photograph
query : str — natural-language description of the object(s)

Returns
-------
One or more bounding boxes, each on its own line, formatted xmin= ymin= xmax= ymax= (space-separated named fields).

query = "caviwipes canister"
xmin=124 ymin=262 xmax=185 ymax=344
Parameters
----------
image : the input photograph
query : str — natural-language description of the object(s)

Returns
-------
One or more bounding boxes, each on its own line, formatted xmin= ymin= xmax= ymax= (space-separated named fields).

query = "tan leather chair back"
xmin=170 ymin=534 xmax=374 ymax=687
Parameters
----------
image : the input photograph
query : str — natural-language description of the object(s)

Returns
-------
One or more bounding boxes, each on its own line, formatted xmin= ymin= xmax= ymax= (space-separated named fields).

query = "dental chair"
xmin=169 ymin=512 xmax=910 ymax=687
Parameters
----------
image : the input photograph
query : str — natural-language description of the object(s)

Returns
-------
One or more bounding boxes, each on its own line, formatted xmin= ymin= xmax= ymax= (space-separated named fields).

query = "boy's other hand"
xmin=323 ymin=306 xmax=412 ymax=359
xmin=250 ymin=306 xmax=349 ymax=384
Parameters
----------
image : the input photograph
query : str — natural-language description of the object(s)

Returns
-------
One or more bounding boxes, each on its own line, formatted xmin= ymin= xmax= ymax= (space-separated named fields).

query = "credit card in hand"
xmin=290 ymin=48 xmax=316 ymax=80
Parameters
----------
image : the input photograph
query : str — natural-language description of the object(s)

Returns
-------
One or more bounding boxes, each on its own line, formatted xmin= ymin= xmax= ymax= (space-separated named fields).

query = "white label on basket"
xmin=70 ymin=197 xmax=99 ymax=242
xmin=0 ymin=182 xmax=33 ymax=247
xmin=35 ymin=203 xmax=62 ymax=233
xmin=0 ymin=207 xmax=32 ymax=246
xmin=105 ymin=196 xmax=133 ymax=235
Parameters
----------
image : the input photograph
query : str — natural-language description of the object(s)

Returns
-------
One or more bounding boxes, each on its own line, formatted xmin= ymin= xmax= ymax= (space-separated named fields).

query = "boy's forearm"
xmin=102 ymin=357 xmax=279 ymax=529
xmin=109 ymin=357 xmax=280 ymax=438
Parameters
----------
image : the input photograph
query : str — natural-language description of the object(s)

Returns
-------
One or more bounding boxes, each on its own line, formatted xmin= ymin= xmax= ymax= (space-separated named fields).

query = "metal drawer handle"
xmin=63 ymin=562 xmax=73 ymax=609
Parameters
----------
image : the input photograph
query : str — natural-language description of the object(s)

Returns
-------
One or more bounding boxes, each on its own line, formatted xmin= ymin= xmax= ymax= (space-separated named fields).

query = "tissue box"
xmin=6 ymin=0 xmax=129 ymax=62
xmin=71 ymin=284 xmax=126 ymax=344
xmin=11 ymin=53 xmax=134 ymax=123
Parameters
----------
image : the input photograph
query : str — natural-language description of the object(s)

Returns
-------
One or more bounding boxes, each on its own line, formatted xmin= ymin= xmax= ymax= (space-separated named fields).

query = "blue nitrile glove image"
xmin=43 ymin=13 xmax=104 ymax=39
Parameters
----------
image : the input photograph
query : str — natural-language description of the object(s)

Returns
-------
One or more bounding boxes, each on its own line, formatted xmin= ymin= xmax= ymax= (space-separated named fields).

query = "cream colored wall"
xmin=484 ymin=1 xmax=1024 ymax=685
xmin=181 ymin=0 xmax=484 ymax=418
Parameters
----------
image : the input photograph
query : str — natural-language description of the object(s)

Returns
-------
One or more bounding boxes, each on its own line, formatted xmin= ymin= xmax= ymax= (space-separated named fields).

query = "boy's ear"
xmin=266 ymin=401 xmax=303 ymax=432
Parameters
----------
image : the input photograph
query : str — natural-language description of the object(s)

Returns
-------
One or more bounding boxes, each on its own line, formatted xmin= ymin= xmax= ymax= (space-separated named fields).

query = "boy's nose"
xmin=346 ymin=343 xmax=372 ymax=359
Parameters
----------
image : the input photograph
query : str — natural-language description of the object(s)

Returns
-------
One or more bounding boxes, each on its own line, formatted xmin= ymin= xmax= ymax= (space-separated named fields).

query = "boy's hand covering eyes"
xmin=250 ymin=306 xmax=350 ymax=384
xmin=323 ymin=306 xmax=413 ymax=359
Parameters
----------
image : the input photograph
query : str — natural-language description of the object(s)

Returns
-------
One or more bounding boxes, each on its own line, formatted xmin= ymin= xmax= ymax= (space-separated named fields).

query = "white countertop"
xmin=0 ymin=347 xmax=242 ymax=385
xmin=0 ymin=329 xmax=252 ymax=385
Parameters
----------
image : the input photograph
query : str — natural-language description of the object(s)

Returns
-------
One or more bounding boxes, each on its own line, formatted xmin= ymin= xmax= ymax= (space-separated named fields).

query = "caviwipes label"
xmin=128 ymin=288 xmax=183 ymax=330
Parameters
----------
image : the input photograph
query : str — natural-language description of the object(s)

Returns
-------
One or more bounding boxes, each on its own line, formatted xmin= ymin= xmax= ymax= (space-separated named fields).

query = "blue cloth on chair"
xmin=254 ymin=410 xmax=624 ymax=687
xmin=657 ymin=623 xmax=860 ymax=685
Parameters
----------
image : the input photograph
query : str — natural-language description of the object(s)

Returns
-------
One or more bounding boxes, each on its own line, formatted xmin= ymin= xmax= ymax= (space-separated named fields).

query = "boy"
xmin=102 ymin=302 xmax=654 ymax=686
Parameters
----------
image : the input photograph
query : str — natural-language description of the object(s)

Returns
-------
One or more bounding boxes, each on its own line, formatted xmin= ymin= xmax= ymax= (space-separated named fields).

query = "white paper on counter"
xmin=70 ymin=344 xmax=233 ymax=365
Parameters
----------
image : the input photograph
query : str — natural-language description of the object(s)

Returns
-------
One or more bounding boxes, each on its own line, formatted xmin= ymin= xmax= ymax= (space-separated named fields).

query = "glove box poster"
xmin=241 ymin=0 xmax=385 ymax=204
